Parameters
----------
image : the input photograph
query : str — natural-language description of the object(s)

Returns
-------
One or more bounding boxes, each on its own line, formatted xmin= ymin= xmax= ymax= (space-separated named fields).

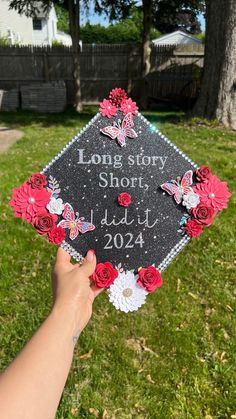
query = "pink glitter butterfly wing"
xmin=121 ymin=112 xmax=134 ymax=129
xmin=77 ymin=220 xmax=95 ymax=234
xmin=181 ymin=170 xmax=193 ymax=194
xmin=124 ymin=127 xmax=138 ymax=139
xmin=69 ymin=223 xmax=79 ymax=241
xmin=58 ymin=203 xmax=74 ymax=229
xmin=62 ymin=203 xmax=75 ymax=221
xmin=161 ymin=181 xmax=183 ymax=204
xmin=57 ymin=203 xmax=79 ymax=241
xmin=100 ymin=126 xmax=120 ymax=140
xmin=122 ymin=112 xmax=137 ymax=140
xmin=57 ymin=219 xmax=71 ymax=229
xmin=117 ymin=132 xmax=126 ymax=147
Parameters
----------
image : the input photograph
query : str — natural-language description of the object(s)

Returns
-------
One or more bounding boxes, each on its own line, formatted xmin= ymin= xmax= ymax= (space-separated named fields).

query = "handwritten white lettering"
xmin=98 ymin=208 xmax=158 ymax=229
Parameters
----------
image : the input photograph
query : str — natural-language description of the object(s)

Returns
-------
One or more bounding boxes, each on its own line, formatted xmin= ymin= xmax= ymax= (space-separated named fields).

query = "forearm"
xmin=0 ymin=307 xmax=79 ymax=419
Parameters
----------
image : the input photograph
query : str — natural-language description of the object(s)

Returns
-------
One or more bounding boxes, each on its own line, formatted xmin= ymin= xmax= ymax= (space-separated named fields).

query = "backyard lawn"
xmin=0 ymin=108 xmax=235 ymax=419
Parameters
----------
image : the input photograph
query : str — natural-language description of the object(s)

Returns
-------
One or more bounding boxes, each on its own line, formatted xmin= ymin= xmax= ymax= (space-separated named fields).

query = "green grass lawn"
xmin=0 ymin=108 xmax=235 ymax=419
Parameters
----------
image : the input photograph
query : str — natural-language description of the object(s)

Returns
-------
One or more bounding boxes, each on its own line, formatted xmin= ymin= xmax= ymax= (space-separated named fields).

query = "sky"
xmin=199 ymin=13 xmax=206 ymax=31
xmin=81 ymin=6 xmax=206 ymax=32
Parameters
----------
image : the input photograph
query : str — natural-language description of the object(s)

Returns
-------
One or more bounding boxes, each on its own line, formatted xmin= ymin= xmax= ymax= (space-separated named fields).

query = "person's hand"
xmin=51 ymin=248 xmax=103 ymax=334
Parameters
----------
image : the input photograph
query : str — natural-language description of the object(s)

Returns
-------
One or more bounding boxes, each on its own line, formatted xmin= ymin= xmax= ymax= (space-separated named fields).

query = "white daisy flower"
xmin=182 ymin=191 xmax=200 ymax=210
xmin=108 ymin=271 xmax=148 ymax=313
xmin=47 ymin=197 xmax=64 ymax=215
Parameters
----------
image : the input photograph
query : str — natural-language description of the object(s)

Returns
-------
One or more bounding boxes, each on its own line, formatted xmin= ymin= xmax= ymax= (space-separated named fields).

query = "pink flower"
xmin=99 ymin=99 xmax=117 ymax=118
xmin=137 ymin=266 xmax=163 ymax=293
xmin=9 ymin=182 xmax=51 ymax=223
xmin=109 ymin=88 xmax=127 ymax=107
xmin=91 ymin=262 xmax=118 ymax=288
xmin=120 ymin=98 xmax=138 ymax=115
xmin=118 ymin=192 xmax=132 ymax=207
xmin=47 ymin=225 xmax=66 ymax=244
xmin=29 ymin=172 xmax=47 ymax=190
xmin=193 ymin=175 xmax=231 ymax=211
xmin=33 ymin=210 xmax=58 ymax=235
xmin=184 ymin=219 xmax=203 ymax=238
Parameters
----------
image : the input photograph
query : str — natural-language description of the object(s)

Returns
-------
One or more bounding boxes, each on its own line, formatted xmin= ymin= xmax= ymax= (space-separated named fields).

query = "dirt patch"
xmin=0 ymin=126 xmax=24 ymax=153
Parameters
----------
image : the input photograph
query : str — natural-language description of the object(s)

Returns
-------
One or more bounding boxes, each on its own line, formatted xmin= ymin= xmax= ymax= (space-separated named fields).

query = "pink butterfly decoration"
xmin=160 ymin=170 xmax=193 ymax=204
xmin=58 ymin=203 xmax=95 ymax=241
xmin=100 ymin=112 xmax=138 ymax=147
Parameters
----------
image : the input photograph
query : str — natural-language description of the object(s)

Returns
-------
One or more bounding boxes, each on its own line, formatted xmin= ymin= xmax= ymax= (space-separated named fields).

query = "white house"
xmin=152 ymin=30 xmax=202 ymax=46
xmin=0 ymin=0 xmax=72 ymax=46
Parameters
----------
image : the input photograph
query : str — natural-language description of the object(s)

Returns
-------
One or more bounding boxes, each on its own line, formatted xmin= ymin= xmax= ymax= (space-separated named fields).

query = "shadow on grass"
xmin=142 ymin=109 xmax=185 ymax=125
xmin=0 ymin=106 xmax=98 ymax=129
xmin=0 ymin=105 xmax=187 ymax=130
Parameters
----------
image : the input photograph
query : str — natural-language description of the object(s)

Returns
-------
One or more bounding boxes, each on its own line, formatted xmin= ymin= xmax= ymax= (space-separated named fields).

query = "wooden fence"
xmin=0 ymin=43 xmax=204 ymax=106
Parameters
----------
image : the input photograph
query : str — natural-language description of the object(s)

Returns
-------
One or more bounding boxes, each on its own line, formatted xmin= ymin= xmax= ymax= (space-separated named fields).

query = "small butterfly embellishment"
xmin=100 ymin=112 xmax=138 ymax=147
xmin=160 ymin=170 xmax=193 ymax=204
xmin=58 ymin=203 xmax=95 ymax=240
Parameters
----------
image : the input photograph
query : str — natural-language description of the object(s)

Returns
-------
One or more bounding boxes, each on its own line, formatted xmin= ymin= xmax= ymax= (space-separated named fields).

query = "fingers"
xmin=91 ymin=284 xmax=104 ymax=299
xmin=55 ymin=247 xmax=71 ymax=266
xmin=79 ymin=249 xmax=97 ymax=278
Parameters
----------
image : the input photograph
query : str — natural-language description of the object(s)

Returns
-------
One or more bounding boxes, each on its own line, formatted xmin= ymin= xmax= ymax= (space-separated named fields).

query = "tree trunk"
xmin=139 ymin=0 xmax=152 ymax=109
xmin=68 ymin=0 xmax=82 ymax=112
xmin=192 ymin=0 xmax=236 ymax=129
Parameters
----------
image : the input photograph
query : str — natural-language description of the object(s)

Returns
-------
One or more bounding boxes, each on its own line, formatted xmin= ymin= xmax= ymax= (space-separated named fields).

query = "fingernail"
xmin=86 ymin=249 xmax=95 ymax=262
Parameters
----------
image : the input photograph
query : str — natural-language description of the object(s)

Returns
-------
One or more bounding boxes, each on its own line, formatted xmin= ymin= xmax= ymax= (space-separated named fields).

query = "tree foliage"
xmin=152 ymin=0 xmax=205 ymax=34
xmin=54 ymin=4 xmax=70 ymax=33
xmin=94 ymin=0 xmax=136 ymax=22
xmin=55 ymin=4 xmax=161 ymax=43
xmin=95 ymin=1 xmax=205 ymax=35
xmin=8 ymin=0 xmax=89 ymax=18
xmin=8 ymin=0 xmax=52 ymax=17
xmin=79 ymin=22 xmax=160 ymax=44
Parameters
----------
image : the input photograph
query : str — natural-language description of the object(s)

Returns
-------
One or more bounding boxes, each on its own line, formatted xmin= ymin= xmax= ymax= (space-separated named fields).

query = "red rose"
xmin=33 ymin=211 xmax=58 ymax=235
xmin=184 ymin=219 xmax=203 ymax=238
xmin=47 ymin=225 xmax=66 ymax=244
xmin=118 ymin=192 xmax=132 ymax=207
xmin=91 ymin=262 xmax=118 ymax=288
xmin=195 ymin=166 xmax=212 ymax=182
xmin=29 ymin=172 xmax=47 ymax=189
xmin=191 ymin=203 xmax=216 ymax=225
xmin=137 ymin=266 xmax=163 ymax=293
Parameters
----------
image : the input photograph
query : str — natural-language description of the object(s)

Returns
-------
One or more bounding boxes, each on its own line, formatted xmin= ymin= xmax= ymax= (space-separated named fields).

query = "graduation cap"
xmin=9 ymin=88 xmax=231 ymax=313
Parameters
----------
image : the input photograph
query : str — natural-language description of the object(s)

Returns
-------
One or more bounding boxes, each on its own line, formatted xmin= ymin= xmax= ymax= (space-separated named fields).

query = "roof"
xmin=34 ymin=2 xmax=57 ymax=20
xmin=152 ymin=30 xmax=201 ymax=45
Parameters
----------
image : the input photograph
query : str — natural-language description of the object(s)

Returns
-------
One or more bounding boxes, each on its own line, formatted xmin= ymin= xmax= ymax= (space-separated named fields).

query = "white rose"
xmin=47 ymin=197 xmax=64 ymax=215
xmin=182 ymin=191 xmax=200 ymax=210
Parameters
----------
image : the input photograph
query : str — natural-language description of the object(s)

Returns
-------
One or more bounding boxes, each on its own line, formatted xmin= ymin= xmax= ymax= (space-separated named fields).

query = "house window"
xmin=33 ymin=19 xmax=42 ymax=30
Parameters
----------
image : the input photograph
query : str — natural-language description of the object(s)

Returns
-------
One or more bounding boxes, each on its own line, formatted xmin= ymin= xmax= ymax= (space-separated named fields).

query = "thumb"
xmin=80 ymin=249 xmax=97 ymax=278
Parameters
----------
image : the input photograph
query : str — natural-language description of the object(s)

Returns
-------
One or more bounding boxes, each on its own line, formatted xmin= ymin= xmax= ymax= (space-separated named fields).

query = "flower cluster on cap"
xmin=181 ymin=166 xmax=231 ymax=238
xmin=9 ymin=173 xmax=66 ymax=245
xmin=90 ymin=261 xmax=163 ymax=312
xmin=99 ymin=88 xmax=138 ymax=118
